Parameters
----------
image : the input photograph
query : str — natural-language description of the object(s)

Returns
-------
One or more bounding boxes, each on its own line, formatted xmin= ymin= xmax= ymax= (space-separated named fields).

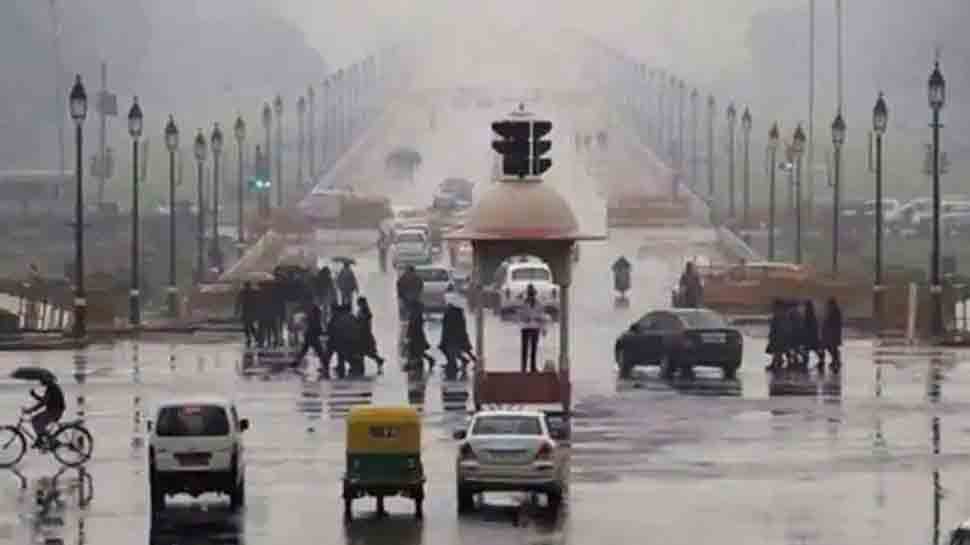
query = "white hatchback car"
xmin=453 ymin=410 xmax=567 ymax=513
xmin=147 ymin=397 xmax=250 ymax=514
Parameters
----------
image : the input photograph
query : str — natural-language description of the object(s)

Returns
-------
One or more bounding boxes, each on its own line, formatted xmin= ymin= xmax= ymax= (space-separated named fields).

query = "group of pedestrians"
xmin=236 ymin=280 xmax=287 ymax=348
xmin=292 ymin=295 xmax=385 ymax=379
xmin=766 ymin=297 xmax=843 ymax=373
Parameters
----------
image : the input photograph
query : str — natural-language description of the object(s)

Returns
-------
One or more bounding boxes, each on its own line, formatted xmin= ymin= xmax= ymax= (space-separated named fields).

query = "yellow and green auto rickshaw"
xmin=343 ymin=406 xmax=425 ymax=520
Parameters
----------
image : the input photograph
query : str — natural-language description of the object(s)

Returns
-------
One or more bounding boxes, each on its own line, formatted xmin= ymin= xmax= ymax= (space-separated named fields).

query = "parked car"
xmin=490 ymin=256 xmax=560 ymax=319
xmin=391 ymin=229 xmax=433 ymax=268
xmin=614 ymin=308 xmax=743 ymax=379
xmin=148 ymin=396 xmax=250 ymax=515
xmin=414 ymin=265 xmax=456 ymax=312
xmin=453 ymin=410 xmax=566 ymax=513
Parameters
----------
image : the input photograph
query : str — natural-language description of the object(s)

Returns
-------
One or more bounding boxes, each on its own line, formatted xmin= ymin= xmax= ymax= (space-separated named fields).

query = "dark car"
xmin=614 ymin=308 xmax=742 ymax=379
xmin=433 ymin=178 xmax=474 ymax=211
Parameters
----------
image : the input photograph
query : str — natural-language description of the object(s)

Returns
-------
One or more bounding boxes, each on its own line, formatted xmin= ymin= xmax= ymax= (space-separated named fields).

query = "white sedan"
xmin=453 ymin=410 xmax=567 ymax=513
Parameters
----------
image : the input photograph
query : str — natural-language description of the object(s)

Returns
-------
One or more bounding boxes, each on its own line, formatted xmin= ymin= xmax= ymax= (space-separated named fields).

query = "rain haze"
xmin=0 ymin=1 xmax=969 ymax=545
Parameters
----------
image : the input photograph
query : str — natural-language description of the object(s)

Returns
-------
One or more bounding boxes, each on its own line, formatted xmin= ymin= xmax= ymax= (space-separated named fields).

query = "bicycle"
xmin=0 ymin=411 xmax=94 ymax=468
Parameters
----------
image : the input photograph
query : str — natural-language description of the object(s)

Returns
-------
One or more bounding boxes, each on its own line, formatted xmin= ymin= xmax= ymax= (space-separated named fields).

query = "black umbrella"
xmin=332 ymin=256 xmax=357 ymax=266
xmin=11 ymin=366 xmax=55 ymax=382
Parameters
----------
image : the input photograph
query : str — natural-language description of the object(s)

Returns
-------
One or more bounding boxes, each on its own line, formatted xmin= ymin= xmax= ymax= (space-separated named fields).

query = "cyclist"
xmin=24 ymin=375 xmax=65 ymax=449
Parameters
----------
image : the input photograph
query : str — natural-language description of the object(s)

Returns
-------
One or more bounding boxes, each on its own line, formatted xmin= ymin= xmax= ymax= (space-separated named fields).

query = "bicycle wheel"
xmin=51 ymin=424 xmax=93 ymax=467
xmin=0 ymin=426 xmax=26 ymax=468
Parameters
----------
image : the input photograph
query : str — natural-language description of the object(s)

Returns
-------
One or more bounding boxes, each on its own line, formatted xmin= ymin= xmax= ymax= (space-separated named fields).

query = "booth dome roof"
xmin=462 ymin=177 xmax=579 ymax=240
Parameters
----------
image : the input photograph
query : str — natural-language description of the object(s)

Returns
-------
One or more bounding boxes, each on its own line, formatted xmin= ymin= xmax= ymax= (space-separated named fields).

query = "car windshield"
xmin=510 ymin=267 xmax=550 ymax=281
xmin=472 ymin=415 xmax=542 ymax=436
xmin=416 ymin=268 xmax=449 ymax=282
xmin=397 ymin=233 xmax=425 ymax=244
xmin=156 ymin=405 xmax=230 ymax=436
xmin=678 ymin=311 xmax=728 ymax=329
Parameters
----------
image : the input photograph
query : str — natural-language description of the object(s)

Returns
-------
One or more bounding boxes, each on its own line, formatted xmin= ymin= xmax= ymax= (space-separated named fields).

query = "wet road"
xmin=1 ymin=96 xmax=969 ymax=545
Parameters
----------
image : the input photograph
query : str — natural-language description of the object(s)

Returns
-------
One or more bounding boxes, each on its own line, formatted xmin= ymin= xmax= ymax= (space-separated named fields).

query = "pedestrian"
xmin=800 ymin=299 xmax=822 ymax=367
xmin=271 ymin=280 xmax=287 ymax=347
xmin=316 ymin=266 xmax=335 ymax=314
xmin=396 ymin=265 xmax=424 ymax=321
xmin=356 ymin=296 xmax=385 ymax=374
xmin=678 ymin=261 xmax=703 ymax=308
xmin=439 ymin=289 xmax=475 ymax=380
xmin=786 ymin=300 xmax=804 ymax=368
xmin=235 ymin=281 xmax=258 ymax=347
xmin=518 ymin=284 xmax=547 ymax=373
xmin=328 ymin=303 xmax=360 ymax=379
xmin=405 ymin=301 xmax=436 ymax=372
xmin=256 ymin=281 xmax=276 ymax=348
xmin=765 ymin=299 xmax=789 ymax=370
xmin=821 ymin=297 xmax=844 ymax=373
xmin=336 ymin=262 xmax=359 ymax=309
xmin=291 ymin=303 xmax=326 ymax=370
xmin=377 ymin=229 xmax=390 ymax=273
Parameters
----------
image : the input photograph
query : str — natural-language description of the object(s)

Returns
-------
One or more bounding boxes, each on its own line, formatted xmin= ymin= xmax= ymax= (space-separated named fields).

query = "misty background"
xmin=2 ymin=0 xmax=966 ymax=202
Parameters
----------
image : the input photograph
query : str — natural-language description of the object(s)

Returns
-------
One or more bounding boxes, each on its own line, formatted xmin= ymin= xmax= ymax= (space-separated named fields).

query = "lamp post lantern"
xmin=127 ymin=96 xmax=143 ymax=326
xmin=928 ymin=62 xmax=946 ymax=336
xmin=297 ymin=95 xmax=306 ymax=193
xmin=68 ymin=75 xmax=88 ymax=338
xmin=210 ymin=123 xmax=224 ymax=273
xmin=273 ymin=94 xmax=283 ymax=207
xmin=792 ymin=124 xmax=807 ymax=264
xmin=872 ymin=93 xmax=888 ymax=329
xmin=831 ymin=111 xmax=846 ymax=277
xmin=767 ymin=123 xmax=780 ymax=260
xmin=726 ymin=102 xmax=737 ymax=218
xmin=193 ymin=130 xmax=207 ymax=283
xmin=163 ymin=115 xmax=179 ymax=318
xmin=741 ymin=107 xmax=752 ymax=230
xmin=234 ymin=116 xmax=246 ymax=257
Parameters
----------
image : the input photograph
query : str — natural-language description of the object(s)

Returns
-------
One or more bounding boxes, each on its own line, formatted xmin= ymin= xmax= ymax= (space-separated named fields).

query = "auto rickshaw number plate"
xmin=369 ymin=426 xmax=400 ymax=439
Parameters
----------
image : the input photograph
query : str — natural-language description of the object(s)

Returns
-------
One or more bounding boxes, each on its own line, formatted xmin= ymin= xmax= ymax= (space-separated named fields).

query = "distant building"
xmin=0 ymin=171 xmax=72 ymax=216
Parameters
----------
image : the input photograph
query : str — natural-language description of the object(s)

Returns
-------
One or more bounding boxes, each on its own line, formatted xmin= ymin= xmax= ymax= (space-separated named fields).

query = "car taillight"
xmin=535 ymin=442 xmax=553 ymax=461
xmin=460 ymin=444 xmax=476 ymax=460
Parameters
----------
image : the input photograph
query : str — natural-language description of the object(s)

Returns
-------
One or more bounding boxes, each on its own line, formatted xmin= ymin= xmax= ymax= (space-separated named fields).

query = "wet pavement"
xmin=0 ymin=95 xmax=969 ymax=545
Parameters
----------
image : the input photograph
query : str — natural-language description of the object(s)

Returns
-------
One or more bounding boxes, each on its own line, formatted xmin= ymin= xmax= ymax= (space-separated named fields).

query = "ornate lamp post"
xmin=261 ymin=102 xmax=272 ymax=210
xmin=163 ymin=116 xmax=179 ymax=317
xmin=209 ymin=123 xmax=224 ymax=272
xmin=307 ymin=86 xmax=316 ymax=178
xmin=767 ymin=123 xmax=780 ymax=260
xmin=273 ymin=94 xmax=283 ymax=207
xmin=192 ymin=130 xmax=207 ymax=283
xmin=69 ymin=75 xmax=88 ymax=337
xmin=726 ymin=102 xmax=737 ymax=218
xmin=297 ymin=95 xmax=306 ymax=192
xmin=831 ymin=111 xmax=846 ymax=276
xmin=792 ymin=124 xmax=807 ymax=264
xmin=872 ymin=93 xmax=888 ymax=329
xmin=126 ymin=97 xmax=143 ymax=326
xmin=690 ymin=88 xmax=699 ymax=190
xmin=707 ymin=95 xmax=715 ymax=198
xmin=234 ymin=116 xmax=246 ymax=256
xmin=928 ymin=62 xmax=946 ymax=336
xmin=741 ymin=107 xmax=752 ymax=230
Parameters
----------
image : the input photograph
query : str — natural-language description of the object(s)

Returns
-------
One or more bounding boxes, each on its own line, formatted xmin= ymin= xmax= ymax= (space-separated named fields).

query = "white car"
xmin=147 ymin=397 xmax=250 ymax=514
xmin=494 ymin=257 xmax=560 ymax=319
xmin=391 ymin=229 xmax=433 ymax=267
xmin=453 ymin=410 xmax=567 ymax=513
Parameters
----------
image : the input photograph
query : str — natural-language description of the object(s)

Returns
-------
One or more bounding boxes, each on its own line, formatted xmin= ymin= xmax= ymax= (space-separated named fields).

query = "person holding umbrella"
xmin=13 ymin=368 xmax=65 ymax=449
xmin=335 ymin=258 xmax=359 ymax=310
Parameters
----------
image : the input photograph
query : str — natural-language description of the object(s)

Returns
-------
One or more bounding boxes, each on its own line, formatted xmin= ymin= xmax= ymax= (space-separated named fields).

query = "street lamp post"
xmin=193 ymin=130 xmax=207 ymax=283
xmin=707 ymin=95 xmax=716 ymax=199
xmin=307 ymin=86 xmax=315 ymax=179
xmin=69 ymin=75 xmax=88 ymax=338
xmin=262 ymin=102 xmax=272 ymax=211
xmin=690 ymin=89 xmax=699 ymax=190
xmin=872 ymin=93 xmax=888 ymax=329
xmin=657 ymin=70 xmax=666 ymax=159
xmin=163 ymin=116 xmax=179 ymax=318
xmin=323 ymin=77 xmax=331 ymax=168
xmin=741 ymin=107 xmax=752 ymax=230
xmin=210 ymin=123 xmax=224 ymax=273
xmin=768 ymin=123 xmax=780 ymax=260
xmin=126 ymin=97 xmax=143 ymax=326
xmin=726 ymin=103 xmax=737 ymax=218
xmin=792 ymin=124 xmax=807 ymax=264
xmin=678 ymin=79 xmax=686 ymax=176
xmin=234 ymin=116 xmax=246 ymax=257
xmin=831 ymin=111 xmax=846 ymax=276
xmin=297 ymin=95 xmax=306 ymax=193
xmin=928 ymin=62 xmax=946 ymax=336
xmin=273 ymin=94 xmax=283 ymax=207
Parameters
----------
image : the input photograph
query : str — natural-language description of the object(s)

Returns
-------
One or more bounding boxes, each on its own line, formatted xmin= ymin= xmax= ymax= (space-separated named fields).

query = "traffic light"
xmin=491 ymin=120 xmax=531 ymax=177
xmin=532 ymin=120 xmax=552 ymax=175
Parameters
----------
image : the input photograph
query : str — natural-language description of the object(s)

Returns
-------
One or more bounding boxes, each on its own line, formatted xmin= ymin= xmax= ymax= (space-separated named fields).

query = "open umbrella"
xmin=11 ymin=366 xmax=55 ymax=382
xmin=332 ymin=256 xmax=357 ymax=266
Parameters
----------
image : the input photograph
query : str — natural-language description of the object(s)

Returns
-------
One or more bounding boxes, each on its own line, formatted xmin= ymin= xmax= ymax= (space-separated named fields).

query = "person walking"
xmin=291 ymin=303 xmax=326 ymax=370
xmin=377 ymin=229 xmax=390 ymax=273
xmin=439 ymin=289 xmax=475 ymax=380
xmin=256 ymin=281 xmax=276 ymax=348
xmin=356 ymin=296 xmax=385 ymax=374
xmin=678 ymin=261 xmax=703 ymax=308
xmin=235 ymin=281 xmax=258 ymax=347
xmin=518 ymin=284 xmax=547 ymax=373
xmin=405 ymin=301 xmax=436 ymax=373
xmin=786 ymin=300 xmax=804 ymax=369
xmin=396 ymin=265 xmax=424 ymax=321
xmin=336 ymin=262 xmax=359 ymax=309
xmin=821 ymin=297 xmax=844 ymax=373
xmin=315 ymin=266 xmax=336 ymax=321
xmin=800 ymin=300 xmax=822 ymax=367
xmin=766 ymin=299 xmax=789 ymax=371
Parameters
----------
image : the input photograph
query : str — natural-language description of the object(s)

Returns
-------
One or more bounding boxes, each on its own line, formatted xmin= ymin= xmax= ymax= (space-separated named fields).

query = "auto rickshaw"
xmin=343 ymin=406 xmax=425 ymax=520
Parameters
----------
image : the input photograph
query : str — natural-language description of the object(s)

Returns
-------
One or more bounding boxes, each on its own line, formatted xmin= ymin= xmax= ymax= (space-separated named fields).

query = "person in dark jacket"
xmin=236 ymin=281 xmax=258 ymax=347
xmin=766 ymin=299 xmax=789 ymax=370
xmin=325 ymin=304 xmax=359 ymax=379
xmin=336 ymin=262 xmax=359 ymax=309
xmin=800 ymin=300 xmax=822 ymax=367
xmin=396 ymin=265 xmax=424 ymax=321
xmin=820 ymin=297 xmax=844 ymax=373
xmin=405 ymin=301 xmax=435 ymax=372
xmin=25 ymin=375 xmax=65 ymax=449
xmin=256 ymin=282 xmax=276 ymax=348
xmin=356 ymin=296 xmax=385 ymax=374
xmin=292 ymin=303 xmax=326 ymax=369
xmin=316 ymin=266 xmax=336 ymax=319
xmin=678 ymin=262 xmax=703 ymax=308
xmin=439 ymin=290 xmax=475 ymax=380
xmin=272 ymin=280 xmax=287 ymax=347
xmin=786 ymin=301 xmax=804 ymax=368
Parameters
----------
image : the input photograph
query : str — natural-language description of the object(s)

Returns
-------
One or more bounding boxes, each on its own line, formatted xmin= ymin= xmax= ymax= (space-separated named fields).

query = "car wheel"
xmin=547 ymin=490 xmax=563 ymax=511
xmin=723 ymin=363 xmax=740 ymax=380
xmin=659 ymin=355 xmax=675 ymax=379
xmin=457 ymin=483 xmax=475 ymax=514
